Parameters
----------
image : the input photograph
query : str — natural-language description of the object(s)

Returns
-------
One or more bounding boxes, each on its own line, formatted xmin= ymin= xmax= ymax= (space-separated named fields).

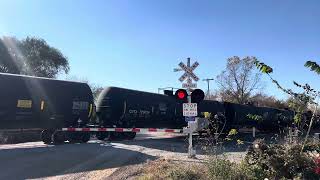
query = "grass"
xmin=137 ymin=156 xmax=268 ymax=180
xmin=138 ymin=159 xmax=207 ymax=180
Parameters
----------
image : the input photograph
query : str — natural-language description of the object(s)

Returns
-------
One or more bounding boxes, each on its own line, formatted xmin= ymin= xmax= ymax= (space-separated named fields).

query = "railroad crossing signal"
xmin=175 ymin=58 xmax=200 ymax=90
xmin=173 ymin=57 xmax=202 ymax=159
xmin=176 ymin=58 xmax=200 ymax=83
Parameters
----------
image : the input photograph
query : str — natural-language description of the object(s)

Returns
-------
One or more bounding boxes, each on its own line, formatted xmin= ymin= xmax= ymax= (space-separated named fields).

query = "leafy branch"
xmin=305 ymin=61 xmax=320 ymax=75
xmin=254 ymin=60 xmax=318 ymax=105
xmin=254 ymin=61 xmax=273 ymax=74
xmin=254 ymin=60 xmax=319 ymax=152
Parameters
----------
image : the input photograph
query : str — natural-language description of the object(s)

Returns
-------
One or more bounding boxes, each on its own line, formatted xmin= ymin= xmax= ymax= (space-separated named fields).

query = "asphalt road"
xmin=0 ymin=133 xmax=245 ymax=180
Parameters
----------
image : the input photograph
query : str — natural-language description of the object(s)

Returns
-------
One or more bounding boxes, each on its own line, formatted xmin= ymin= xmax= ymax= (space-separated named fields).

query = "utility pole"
xmin=203 ymin=78 xmax=214 ymax=98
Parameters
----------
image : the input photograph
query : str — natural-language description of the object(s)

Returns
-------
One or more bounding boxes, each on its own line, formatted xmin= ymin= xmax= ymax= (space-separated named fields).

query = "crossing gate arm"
xmin=61 ymin=127 xmax=183 ymax=133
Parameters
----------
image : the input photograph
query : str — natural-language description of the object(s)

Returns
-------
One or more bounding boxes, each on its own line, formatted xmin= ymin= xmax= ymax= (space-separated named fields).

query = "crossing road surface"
xmin=0 ymin=133 xmax=190 ymax=180
xmin=0 ymin=133 xmax=245 ymax=180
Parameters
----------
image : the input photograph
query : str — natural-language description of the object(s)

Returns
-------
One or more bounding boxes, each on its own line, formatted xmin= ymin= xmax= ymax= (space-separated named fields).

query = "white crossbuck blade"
xmin=178 ymin=61 xmax=199 ymax=82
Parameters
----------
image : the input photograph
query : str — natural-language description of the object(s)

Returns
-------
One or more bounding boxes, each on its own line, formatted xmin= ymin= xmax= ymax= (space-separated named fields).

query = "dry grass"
xmin=137 ymin=157 xmax=259 ymax=180
xmin=137 ymin=158 xmax=207 ymax=180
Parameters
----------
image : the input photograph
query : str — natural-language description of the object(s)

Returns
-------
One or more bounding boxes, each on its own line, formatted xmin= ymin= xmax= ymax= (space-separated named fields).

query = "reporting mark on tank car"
xmin=17 ymin=100 xmax=32 ymax=108
xmin=72 ymin=101 xmax=89 ymax=110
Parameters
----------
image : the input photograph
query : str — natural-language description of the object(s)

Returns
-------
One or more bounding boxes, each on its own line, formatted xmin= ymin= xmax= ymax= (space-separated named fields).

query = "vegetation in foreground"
xmin=138 ymin=140 xmax=320 ymax=180
xmin=137 ymin=159 xmax=207 ymax=180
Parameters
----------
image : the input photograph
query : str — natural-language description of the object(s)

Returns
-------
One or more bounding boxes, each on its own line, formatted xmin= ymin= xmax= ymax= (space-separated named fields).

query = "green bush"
xmin=245 ymin=139 xmax=320 ymax=179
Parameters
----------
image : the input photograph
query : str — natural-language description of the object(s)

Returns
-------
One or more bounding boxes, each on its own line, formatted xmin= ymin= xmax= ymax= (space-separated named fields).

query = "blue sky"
xmin=0 ymin=0 xmax=319 ymax=99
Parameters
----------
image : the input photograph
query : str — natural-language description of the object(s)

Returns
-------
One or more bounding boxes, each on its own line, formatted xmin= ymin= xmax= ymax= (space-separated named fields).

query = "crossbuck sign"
xmin=176 ymin=58 xmax=200 ymax=89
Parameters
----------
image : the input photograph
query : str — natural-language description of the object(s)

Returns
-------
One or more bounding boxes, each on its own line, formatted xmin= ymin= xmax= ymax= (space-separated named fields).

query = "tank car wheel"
xmin=41 ymin=130 xmax=52 ymax=144
xmin=125 ymin=132 xmax=136 ymax=140
xmin=122 ymin=132 xmax=131 ymax=140
xmin=81 ymin=133 xmax=90 ymax=143
xmin=96 ymin=132 xmax=108 ymax=141
xmin=68 ymin=133 xmax=80 ymax=143
xmin=51 ymin=131 xmax=65 ymax=144
xmin=109 ymin=132 xmax=126 ymax=141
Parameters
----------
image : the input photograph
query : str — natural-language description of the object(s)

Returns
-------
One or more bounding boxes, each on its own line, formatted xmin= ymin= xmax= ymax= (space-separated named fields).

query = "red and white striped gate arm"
xmin=61 ymin=127 xmax=183 ymax=133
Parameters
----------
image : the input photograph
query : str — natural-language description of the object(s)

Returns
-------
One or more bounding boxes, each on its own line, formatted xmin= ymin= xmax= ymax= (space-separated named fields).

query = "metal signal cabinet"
xmin=0 ymin=73 xmax=94 ymax=130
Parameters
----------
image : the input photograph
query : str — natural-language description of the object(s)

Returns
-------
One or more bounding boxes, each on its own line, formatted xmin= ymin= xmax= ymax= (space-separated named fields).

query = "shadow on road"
xmin=116 ymin=132 xmax=284 ymax=155
xmin=117 ymin=135 xmax=193 ymax=153
xmin=0 ymin=142 xmax=156 ymax=180
xmin=117 ymin=134 xmax=250 ymax=155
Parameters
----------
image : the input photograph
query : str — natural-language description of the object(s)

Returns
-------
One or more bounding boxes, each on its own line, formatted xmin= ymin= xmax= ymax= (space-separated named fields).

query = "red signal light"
xmin=175 ymin=89 xmax=188 ymax=101
xmin=177 ymin=91 xmax=186 ymax=99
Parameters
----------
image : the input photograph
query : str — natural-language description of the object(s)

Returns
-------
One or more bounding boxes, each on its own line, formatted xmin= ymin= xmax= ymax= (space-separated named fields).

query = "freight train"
xmin=0 ymin=73 xmax=296 ymax=144
xmin=95 ymin=87 xmax=295 ymax=139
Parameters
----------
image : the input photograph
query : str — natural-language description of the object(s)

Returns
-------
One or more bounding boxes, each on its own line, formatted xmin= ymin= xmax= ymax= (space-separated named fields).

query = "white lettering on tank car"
xmin=140 ymin=110 xmax=150 ymax=115
xmin=159 ymin=103 xmax=167 ymax=111
xmin=129 ymin=109 xmax=138 ymax=114
xmin=73 ymin=101 xmax=89 ymax=110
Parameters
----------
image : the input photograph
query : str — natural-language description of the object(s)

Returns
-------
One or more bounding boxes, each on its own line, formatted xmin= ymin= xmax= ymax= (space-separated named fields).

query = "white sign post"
xmin=174 ymin=57 xmax=200 ymax=158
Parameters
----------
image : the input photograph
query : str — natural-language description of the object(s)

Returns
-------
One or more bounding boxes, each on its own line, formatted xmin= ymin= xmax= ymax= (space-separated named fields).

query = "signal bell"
xmin=175 ymin=89 xmax=188 ymax=101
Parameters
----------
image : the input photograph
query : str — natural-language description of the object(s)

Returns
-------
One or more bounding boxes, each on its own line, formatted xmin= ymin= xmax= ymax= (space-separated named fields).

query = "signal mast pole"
xmin=174 ymin=57 xmax=201 ymax=158
xmin=186 ymin=58 xmax=195 ymax=157
xmin=187 ymin=90 xmax=195 ymax=158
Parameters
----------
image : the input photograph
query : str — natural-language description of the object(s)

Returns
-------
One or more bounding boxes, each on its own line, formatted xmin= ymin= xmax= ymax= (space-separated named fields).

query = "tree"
xmin=90 ymin=84 xmax=104 ymax=102
xmin=65 ymin=75 xmax=104 ymax=103
xmin=216 ymin=56 xmax=262 ymax=104
xmin=250 ymin=93 xmax=288 ymax=109
xmin=0 ymin=37 xmax=20 ymax=73
xmin=0 ymin=36 xmax=69 ymax=78
xmin=204 ymin=90 xmax=219 ymax=100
